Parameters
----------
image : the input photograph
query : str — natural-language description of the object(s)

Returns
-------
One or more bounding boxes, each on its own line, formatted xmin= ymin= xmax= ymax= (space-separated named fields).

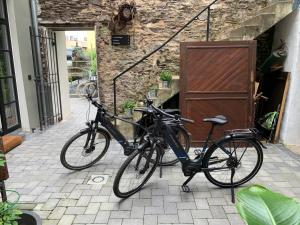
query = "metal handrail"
xmin=113 ymin=0 xmax=219 ymax=115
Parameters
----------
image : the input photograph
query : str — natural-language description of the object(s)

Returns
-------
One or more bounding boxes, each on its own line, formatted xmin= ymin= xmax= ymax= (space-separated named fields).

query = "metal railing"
xmin=113 ymin=0 xmax=219 ymax=115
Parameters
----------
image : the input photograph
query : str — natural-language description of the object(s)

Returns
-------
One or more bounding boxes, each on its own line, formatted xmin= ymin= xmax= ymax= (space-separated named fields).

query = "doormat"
xmin=87 ymin=175 xmax=109 ymax=185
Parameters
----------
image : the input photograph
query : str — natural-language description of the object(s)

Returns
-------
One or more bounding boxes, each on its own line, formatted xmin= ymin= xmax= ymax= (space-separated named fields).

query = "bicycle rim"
xmin=61 ymin=129 xmax=109 ymax=170
xmin=203 ymin=138 xmax=263 ymax=187
xmin=113 ymin=147 xmax=159 ymax=198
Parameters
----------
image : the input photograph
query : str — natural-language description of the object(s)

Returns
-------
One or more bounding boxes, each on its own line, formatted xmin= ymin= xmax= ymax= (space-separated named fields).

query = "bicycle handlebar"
xmin=151 ymin=104 xmax=194 ymax=124
xmin=86 ymin=93 xmax=194 ymax=123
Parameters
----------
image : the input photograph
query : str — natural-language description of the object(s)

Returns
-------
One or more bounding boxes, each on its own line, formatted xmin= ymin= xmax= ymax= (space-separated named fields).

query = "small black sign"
xmin=111 ymin=35 xmax=130 ymax=46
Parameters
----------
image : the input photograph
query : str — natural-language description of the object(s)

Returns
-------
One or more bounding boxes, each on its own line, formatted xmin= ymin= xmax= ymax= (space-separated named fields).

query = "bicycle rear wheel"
xmin=60 ymin=128 xmax=110 ymax=170
xmin=113 ymin=146 xmax=159 ymax=198
xmin=203 ymin=138 xmax=263 ymax=188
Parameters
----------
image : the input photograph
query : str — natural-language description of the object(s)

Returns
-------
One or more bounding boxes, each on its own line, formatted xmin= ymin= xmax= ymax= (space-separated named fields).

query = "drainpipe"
xmin=29 ymin=0 xmax=48 ymax=129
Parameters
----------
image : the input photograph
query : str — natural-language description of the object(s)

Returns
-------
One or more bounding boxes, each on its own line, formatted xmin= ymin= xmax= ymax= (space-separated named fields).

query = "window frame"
xmin=0 ymin=0 xmax=21 ymax=135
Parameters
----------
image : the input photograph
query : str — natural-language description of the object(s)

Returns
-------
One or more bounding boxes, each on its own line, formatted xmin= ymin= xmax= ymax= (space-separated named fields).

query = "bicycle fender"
xmin=80 ymin=128 xmax=91 ymax=134
xmin=253 ymin=138 xmax=267 ymax=149
xmin=79 ymin=127 xmax=111 ymax=141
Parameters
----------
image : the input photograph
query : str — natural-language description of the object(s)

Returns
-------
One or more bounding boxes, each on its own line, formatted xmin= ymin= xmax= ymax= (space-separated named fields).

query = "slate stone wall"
xmin=38 ymin=0 xmax=270 ymax=111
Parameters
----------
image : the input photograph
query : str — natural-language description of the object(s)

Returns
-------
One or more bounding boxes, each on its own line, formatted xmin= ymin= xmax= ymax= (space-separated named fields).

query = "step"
xmin=227 ymin=0 xmax=293 ymax=41
xmin=242 ymin=13 xmax=276 ymax=28
xmin=230 ymin=25 xmax=261 ymax=39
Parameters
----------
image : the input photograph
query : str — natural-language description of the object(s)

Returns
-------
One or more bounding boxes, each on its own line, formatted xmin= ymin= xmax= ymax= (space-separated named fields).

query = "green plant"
xmin=0 ymin=202 xmax=22 ymax=225
xmin=160 ymin=70 xmax=173 ymax=82
xmin=0 ymin=154 xmax=22 ymax=224
xmin=122 ymin=100 xmax=136 ymax=111
xmin=236 ymin=185 xmax=300 ymax=225
xmin=0 ymin=153 xmax=5 ymax=167
xmin=85 ymin=49 xmax=97 ymax=75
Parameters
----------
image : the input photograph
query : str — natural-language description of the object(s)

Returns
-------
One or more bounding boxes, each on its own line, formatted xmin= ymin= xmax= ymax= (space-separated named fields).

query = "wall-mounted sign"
xmin=111 ymin=35 xmax=130 ymax=46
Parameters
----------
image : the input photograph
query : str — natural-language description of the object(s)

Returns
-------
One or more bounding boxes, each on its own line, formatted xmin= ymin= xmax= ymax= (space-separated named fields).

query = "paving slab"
xmin=4 ymin=98 xmax=300 ymax=224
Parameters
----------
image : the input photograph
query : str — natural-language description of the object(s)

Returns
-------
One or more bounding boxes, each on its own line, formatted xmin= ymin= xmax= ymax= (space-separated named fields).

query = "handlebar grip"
xmin=181 ymin=118 xmax=194 ymax=124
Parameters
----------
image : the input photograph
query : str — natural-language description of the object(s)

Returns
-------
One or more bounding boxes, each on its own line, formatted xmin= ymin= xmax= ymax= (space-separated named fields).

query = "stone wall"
xmin=39 ymin=0 xmax=270 ymax=111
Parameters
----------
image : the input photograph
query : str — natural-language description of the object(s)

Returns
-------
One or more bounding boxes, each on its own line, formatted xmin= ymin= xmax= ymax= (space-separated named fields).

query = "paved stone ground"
xmin=4 ymin=98 xmax=300 ymax=225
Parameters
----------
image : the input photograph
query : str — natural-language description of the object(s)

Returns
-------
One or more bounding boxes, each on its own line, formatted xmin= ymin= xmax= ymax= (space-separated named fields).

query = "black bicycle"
xmin=60 ymin=96 xmax=189 ymax=170
xmin=113 ymin=101 xmax=265 ymax=202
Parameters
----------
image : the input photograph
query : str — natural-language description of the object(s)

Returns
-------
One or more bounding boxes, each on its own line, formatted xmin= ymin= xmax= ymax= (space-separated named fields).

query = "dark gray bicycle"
xmin=60 ymin=96 xmax=189 ymax=170
xmin=113 ymin=100 xmax=265 ymax=202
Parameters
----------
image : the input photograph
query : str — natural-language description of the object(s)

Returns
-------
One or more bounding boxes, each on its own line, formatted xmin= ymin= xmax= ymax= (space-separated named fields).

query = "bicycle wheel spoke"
xmin=204 ymin=138 xmax=263 ymax=187
xmin=115 ymin=147 xmax=158 ymax=196
xmin=62 ymin=130 xmax=108 ymax=170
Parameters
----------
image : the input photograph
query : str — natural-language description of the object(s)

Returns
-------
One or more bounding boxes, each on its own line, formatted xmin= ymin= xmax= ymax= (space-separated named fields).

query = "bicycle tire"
xmin=60 ymin=128 xmax=110 ymax=170
xmin=203 ymin=137 xmax=263 ymax=188
xmin=113 ymin=147 xmax=159 ymax=198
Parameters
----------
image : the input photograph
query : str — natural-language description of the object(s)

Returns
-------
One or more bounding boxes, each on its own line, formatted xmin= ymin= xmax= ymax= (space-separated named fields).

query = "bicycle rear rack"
xmin=225 ymin=128 xmax=261 ymax=139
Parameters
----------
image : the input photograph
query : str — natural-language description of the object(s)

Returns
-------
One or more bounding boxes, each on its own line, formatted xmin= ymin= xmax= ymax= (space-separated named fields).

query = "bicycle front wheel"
xmin=203 ymin=138 xmax=263 ymax=188
xmin=113 ymin=146 xmax=159 ymax=198
xmin=60 ymin=128 xmax=110 ymax=170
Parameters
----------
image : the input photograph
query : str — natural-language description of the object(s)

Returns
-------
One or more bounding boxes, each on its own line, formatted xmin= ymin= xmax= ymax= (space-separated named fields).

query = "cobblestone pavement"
xmin=4 ymin=98 xmax=300 ymax=225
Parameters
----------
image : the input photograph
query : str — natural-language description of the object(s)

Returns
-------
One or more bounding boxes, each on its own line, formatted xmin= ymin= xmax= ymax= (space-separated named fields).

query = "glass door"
xmin=0 ymin=0 xmax=21 ymax=135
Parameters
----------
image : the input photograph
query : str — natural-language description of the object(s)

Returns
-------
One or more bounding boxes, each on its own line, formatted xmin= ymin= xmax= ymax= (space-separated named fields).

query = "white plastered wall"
xmin=273 ymin=8 xmax=300 ymax=146
xmin=55 ymin=31 xmax=71 ymax=120
xmin=6 ymin=0 xmax=31 ymax=131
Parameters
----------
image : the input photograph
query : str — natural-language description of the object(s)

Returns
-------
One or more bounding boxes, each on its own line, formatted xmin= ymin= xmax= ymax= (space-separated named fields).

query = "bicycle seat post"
xmin=203 ymin=124 xmax=215 ymax=151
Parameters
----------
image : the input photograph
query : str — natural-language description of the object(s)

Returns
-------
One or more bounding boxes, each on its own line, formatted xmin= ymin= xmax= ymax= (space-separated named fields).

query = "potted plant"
xmin=148 ymin=84 xmax=158 ymax=98
xmin=0 ymin=151 xmax=42 ymax=225
xmin=122 ymin=100 xmax=136 ymax=118
xmin=236 ymin=185 xmax=300 ymax=225
xmin=160 ymin=70 xmax=172 ymax=88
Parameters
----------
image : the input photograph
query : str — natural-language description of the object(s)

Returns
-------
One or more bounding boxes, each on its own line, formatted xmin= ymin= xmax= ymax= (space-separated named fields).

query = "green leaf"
xmin=0 ymin=153 xmax=5 ymax=167
xmin=236 ymin=185 xmax=300 ymax=225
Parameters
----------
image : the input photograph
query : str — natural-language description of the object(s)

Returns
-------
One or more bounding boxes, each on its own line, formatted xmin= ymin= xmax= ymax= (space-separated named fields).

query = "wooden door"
xmin=180 ymin=41 xmax=256 ymax=145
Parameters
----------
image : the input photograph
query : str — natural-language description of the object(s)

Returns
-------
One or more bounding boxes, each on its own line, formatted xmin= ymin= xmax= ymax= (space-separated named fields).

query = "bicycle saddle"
xmin=203 ymin=115 xmax=228 ymax=125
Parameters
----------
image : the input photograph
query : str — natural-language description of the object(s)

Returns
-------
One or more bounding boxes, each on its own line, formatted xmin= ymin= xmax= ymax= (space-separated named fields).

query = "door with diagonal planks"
xmin=180 ymin=41 xmax=256 ymax=145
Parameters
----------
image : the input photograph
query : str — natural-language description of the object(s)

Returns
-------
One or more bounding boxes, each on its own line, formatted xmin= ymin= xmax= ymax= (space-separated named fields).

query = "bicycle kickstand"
xmin=181 ymin=173 xmax=196 ymax=193
xmin=159 ymin=151 xmax=165 ymax=178
xmin=230 ymin=167 xmax=236 ymax=204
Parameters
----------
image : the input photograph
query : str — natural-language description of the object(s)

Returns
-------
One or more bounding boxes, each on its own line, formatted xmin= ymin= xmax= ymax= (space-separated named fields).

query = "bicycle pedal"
xmin=181 ymin=185 xmax=191 ymax=193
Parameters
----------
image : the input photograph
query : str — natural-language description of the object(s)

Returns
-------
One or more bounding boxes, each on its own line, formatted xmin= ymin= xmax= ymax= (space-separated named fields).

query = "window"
xmin=0 ymin=0 xmax=21 ymax=135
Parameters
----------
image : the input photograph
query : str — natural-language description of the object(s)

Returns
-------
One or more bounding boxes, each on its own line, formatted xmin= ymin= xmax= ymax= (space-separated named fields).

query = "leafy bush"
xmin=160 ymin=70 xmax=173 ymax=82
xmin=0 ymin=154 xmax=22 ymax=225
xmin=122 ymin=100 xmax=136 ymax=111
xmin=72 ymin=47 xmax=87 ymax=61
xmin=85 ymin=49 xmax=97 ymax=75
xmin=237 ymin=185 xmax=300 ymax=225
xmin=0 ymin=202 xmax=22 ymax=225
xmin=68 ymin=76 xmax=81 ymax=83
